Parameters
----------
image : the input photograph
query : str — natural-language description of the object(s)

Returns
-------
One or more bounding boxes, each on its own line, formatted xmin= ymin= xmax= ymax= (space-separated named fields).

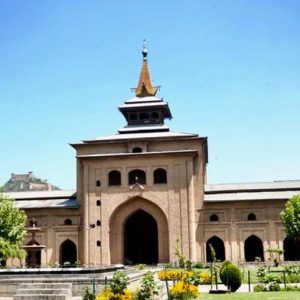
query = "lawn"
xmin=198 ymin=291 xmax=300 ymax=300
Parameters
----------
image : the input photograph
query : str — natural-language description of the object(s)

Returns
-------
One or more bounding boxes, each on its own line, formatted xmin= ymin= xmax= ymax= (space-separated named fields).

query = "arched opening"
xmin=247 ymin=213 xmax=256 ymax=221
xmin=96 ymin=180 xmax=101 ymax=187
xmin=124 ymin=209 xmax=158 ymax=264
xmin=210 ymin=214 xmax=219 ymax=222
xmin=128 ymin=169 xmax=146 ymax=185
xmin=132 ymin=147 xmax=143 ymax=153
xmin=244 ymin=235 xmax=264 ymax=262
xmin=109 ymin=197 xmax=169 ymax=264
xmin=283 ymin=237 xmax=300 ymax=261
xmin=206 ymin=236 xmax=225 ymax=262
xmin=25 ymin=241 xmax=41 ymax=268
xmin=59 ymin=239 xmax=77 ymax=266
xmin=108 ymin=170 xmax=121 ymax=186
xmin=154 ymin=168 xmax=167 ymax=184
xmin=64 ymin=218 xmax=72 ymax=225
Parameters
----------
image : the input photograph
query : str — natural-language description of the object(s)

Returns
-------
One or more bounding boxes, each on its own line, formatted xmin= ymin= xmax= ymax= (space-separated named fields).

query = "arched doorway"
xmin=124 ymin=209 xmax=158 ymax=264
xmin=283 ymin=237 xmax=300 ymax=261
xmin=206 ymin=236 xmax=225 ymax=262
xmin=110 ymin=197 xmax=169 ymax=264
xmin=59 ymin=239 xmax=77 ymax=266
xmin=244 ymin=235 xmax=264 ymax=262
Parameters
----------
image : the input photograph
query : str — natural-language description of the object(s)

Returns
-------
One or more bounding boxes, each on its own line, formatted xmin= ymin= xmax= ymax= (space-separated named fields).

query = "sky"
xmin=0 ymin=0 xmax=299 ymax=190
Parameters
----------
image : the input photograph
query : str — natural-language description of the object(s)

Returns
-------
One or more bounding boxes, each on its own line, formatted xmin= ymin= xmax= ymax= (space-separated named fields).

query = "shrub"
xmin=253 ymin=284 xmax=267 ymax=292
xmin=219 ymin=261 xmax=242 ymax=292
xmin=257 ymin=267 xmax=267 ymax=282
xmin=110 ymin=271 xmax=129 ymax=295
xmin=263 ymin=273 xmax=282 ymax=284
xmin=135 ymin=271 xmax=159 ymax=300
xmin=97 ymin=289 xmax=133 ymax=300
xmin=200 ymin=273 xmax=212 ymax=284
xmin=158 ymin=270 xmax=193 ymax=281
xmin=169 ymin=281 xmax=199 ymax=299
xmin=268 ymin=281 xmax=280 ymax=291
xmin=82 ymin=287 xmax=95 ymax=300
xmin=286 ymin=273 xmax=300 ymax=283
xmin=192 ymin=262 xmax=205 ymax=269
xmin=97 ymin=271 xmax=133 ymax=300
xmin=135 ymin=264 xmax=146 ymax=270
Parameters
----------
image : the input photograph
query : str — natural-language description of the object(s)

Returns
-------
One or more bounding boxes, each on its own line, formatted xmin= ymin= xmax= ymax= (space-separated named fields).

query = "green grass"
xmin=198 ymin=291 xmax=300 ymax=300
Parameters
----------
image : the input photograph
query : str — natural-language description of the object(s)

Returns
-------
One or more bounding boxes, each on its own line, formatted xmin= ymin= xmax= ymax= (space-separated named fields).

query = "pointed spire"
xmin=134 ymin=40 xmax=159 ymax=97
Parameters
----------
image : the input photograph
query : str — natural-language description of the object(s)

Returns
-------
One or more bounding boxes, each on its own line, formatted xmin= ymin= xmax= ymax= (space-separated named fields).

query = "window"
xmin=129 ymin=113 xmax=137 ymax=120
xmin=140 ymin=112 xmax=149 ymax=120
xmin=108 ymin=170 xmax=121 ymax=186
xmin=96 ymin=200 xmax=101 ymax=206
xmin=132 ymin=147 xmax=142 ymax=153
xmin=128 ymin=169 xmax=146 ymax=185
xmin=96 ymin=220 xmax=101 ymax=226
xmin=247 ymin=213 xmax=256 ymax=221
xmin=210 ymin=214 xmax=219 ymax=222
xmin=96 ymin=180 xmax=101 ymax=187
xmin=151 ymin=112 xmax=159 ymax=119
xmin=96 ymin=240 xmax=101 ymax=247
xmin=64 ymin=219 xmax=72 ymax=225
xmin=154 ymin=168 xmax=167 ymax=184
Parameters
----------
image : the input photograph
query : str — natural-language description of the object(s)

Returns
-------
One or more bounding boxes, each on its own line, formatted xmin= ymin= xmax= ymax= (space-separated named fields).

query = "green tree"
xmin=280 ymin=195 xmax=300 ymax=241
xmin=0 ymin=191 xmax=27 ymax=264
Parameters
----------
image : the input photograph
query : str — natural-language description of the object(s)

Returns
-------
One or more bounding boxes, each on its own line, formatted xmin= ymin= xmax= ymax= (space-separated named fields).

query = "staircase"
xmin=13 ymin=283 xmax=72 ymax=300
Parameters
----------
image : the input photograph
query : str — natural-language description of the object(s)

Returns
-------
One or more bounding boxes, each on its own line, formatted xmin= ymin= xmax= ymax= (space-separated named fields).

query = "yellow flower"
xmin=169 ymin=281 xmax=200 ymax=299
xmin=96 ymin=288 xmax=134 ymax=300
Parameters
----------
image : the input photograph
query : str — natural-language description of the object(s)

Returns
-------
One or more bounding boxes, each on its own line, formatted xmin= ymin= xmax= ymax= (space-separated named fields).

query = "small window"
xmin=96 ymin=180 xmax=101 ymax=187
xmin=129 ymin=113 xmax=137 ymax=120
xmin=108 ymin=170 xmax=121 ymax=186
xmin=132 ymin=147 xmax=142 ymax=153
xmin=96 ymin=240 xmax=101 ymax=247
xmin=210 ymin=214 xmax=219 ymax=222
xmin=154 ymin=168 xmax=167 ymax=184
xmin=248 ymin=213 xmax=256 ymax=221
xmin=64 ymin=219 xmax=72 ymax=225
xmin=96 ymin=200 xmax=101 ymax=206
xmin=151 ymin=112 xmax=159 ymax=119
xmin=140 ymin=112 xmax=149 ymax=120
xmin=128 ymin=169 xmax=146 ymax=185
xmin=96 ymin=220 xmax=101 ymax=226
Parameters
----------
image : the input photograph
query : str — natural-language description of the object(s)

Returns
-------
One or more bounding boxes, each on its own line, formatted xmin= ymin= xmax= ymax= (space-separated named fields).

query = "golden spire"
xmin=134 ymin=40 xmax=159 ymax=97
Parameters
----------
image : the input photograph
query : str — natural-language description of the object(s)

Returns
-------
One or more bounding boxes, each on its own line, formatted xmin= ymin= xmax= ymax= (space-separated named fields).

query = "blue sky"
xmin=0 ymin=0 xmax=299 ymax=190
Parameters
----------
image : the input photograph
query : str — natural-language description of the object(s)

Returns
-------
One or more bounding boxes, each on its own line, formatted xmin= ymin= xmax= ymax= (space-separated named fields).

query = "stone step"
xmin=16 ymin=288 xmax=71 ymax=295
xmin=17 ymin=283 xmax=72 ymax=290
xmin=14 ymin=295 xmax=71 ymax=300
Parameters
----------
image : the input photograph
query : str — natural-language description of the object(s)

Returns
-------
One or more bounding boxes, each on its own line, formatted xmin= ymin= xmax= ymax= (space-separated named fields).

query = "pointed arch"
xmin=283 ymin=237 xmax=300 ymax=261
xmin=244 ymin=235 xmax=264 ymax=262
xmin=206 ymin=235 xmax=225 ymax=262
xmin=109 ymin=196 xmax=169 ymax=264
xmin=59 ymin=239 xmax=77 ymax=266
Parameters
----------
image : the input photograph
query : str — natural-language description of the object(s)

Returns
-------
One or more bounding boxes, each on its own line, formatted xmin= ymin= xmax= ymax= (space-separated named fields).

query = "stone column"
xmin=187 ymin=158 xmax=196 ymax=261
xmin=83 ymin=163 xmax=90 ymax=266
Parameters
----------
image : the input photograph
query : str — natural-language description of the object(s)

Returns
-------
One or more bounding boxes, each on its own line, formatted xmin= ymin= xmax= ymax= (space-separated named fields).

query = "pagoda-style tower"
xmin=118 ymin=41 xmax=172 ymax=134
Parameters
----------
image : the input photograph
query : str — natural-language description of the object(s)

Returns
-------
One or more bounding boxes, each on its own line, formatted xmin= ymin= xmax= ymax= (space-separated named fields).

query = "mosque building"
xmin=4 ymin=44 xmax=300 ymax=267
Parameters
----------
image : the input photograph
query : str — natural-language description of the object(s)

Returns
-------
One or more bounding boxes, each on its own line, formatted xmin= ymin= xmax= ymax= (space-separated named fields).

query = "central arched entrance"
xmin=109 ymin=197 xmax=169 ymax=264
xmin=124 ymin=209 xmax=158 ymax=264
xmin=59 ymin=239 xmax=77 ymax=266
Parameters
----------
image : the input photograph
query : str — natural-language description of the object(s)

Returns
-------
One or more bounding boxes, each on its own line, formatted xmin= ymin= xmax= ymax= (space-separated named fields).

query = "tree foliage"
xmin=0 ymin=191 xmax=27 ymax=263
xmin=220 ymin=260 xmax=242 ymax=292
xmin=280 ymin=195 xmax=300 ymax=241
